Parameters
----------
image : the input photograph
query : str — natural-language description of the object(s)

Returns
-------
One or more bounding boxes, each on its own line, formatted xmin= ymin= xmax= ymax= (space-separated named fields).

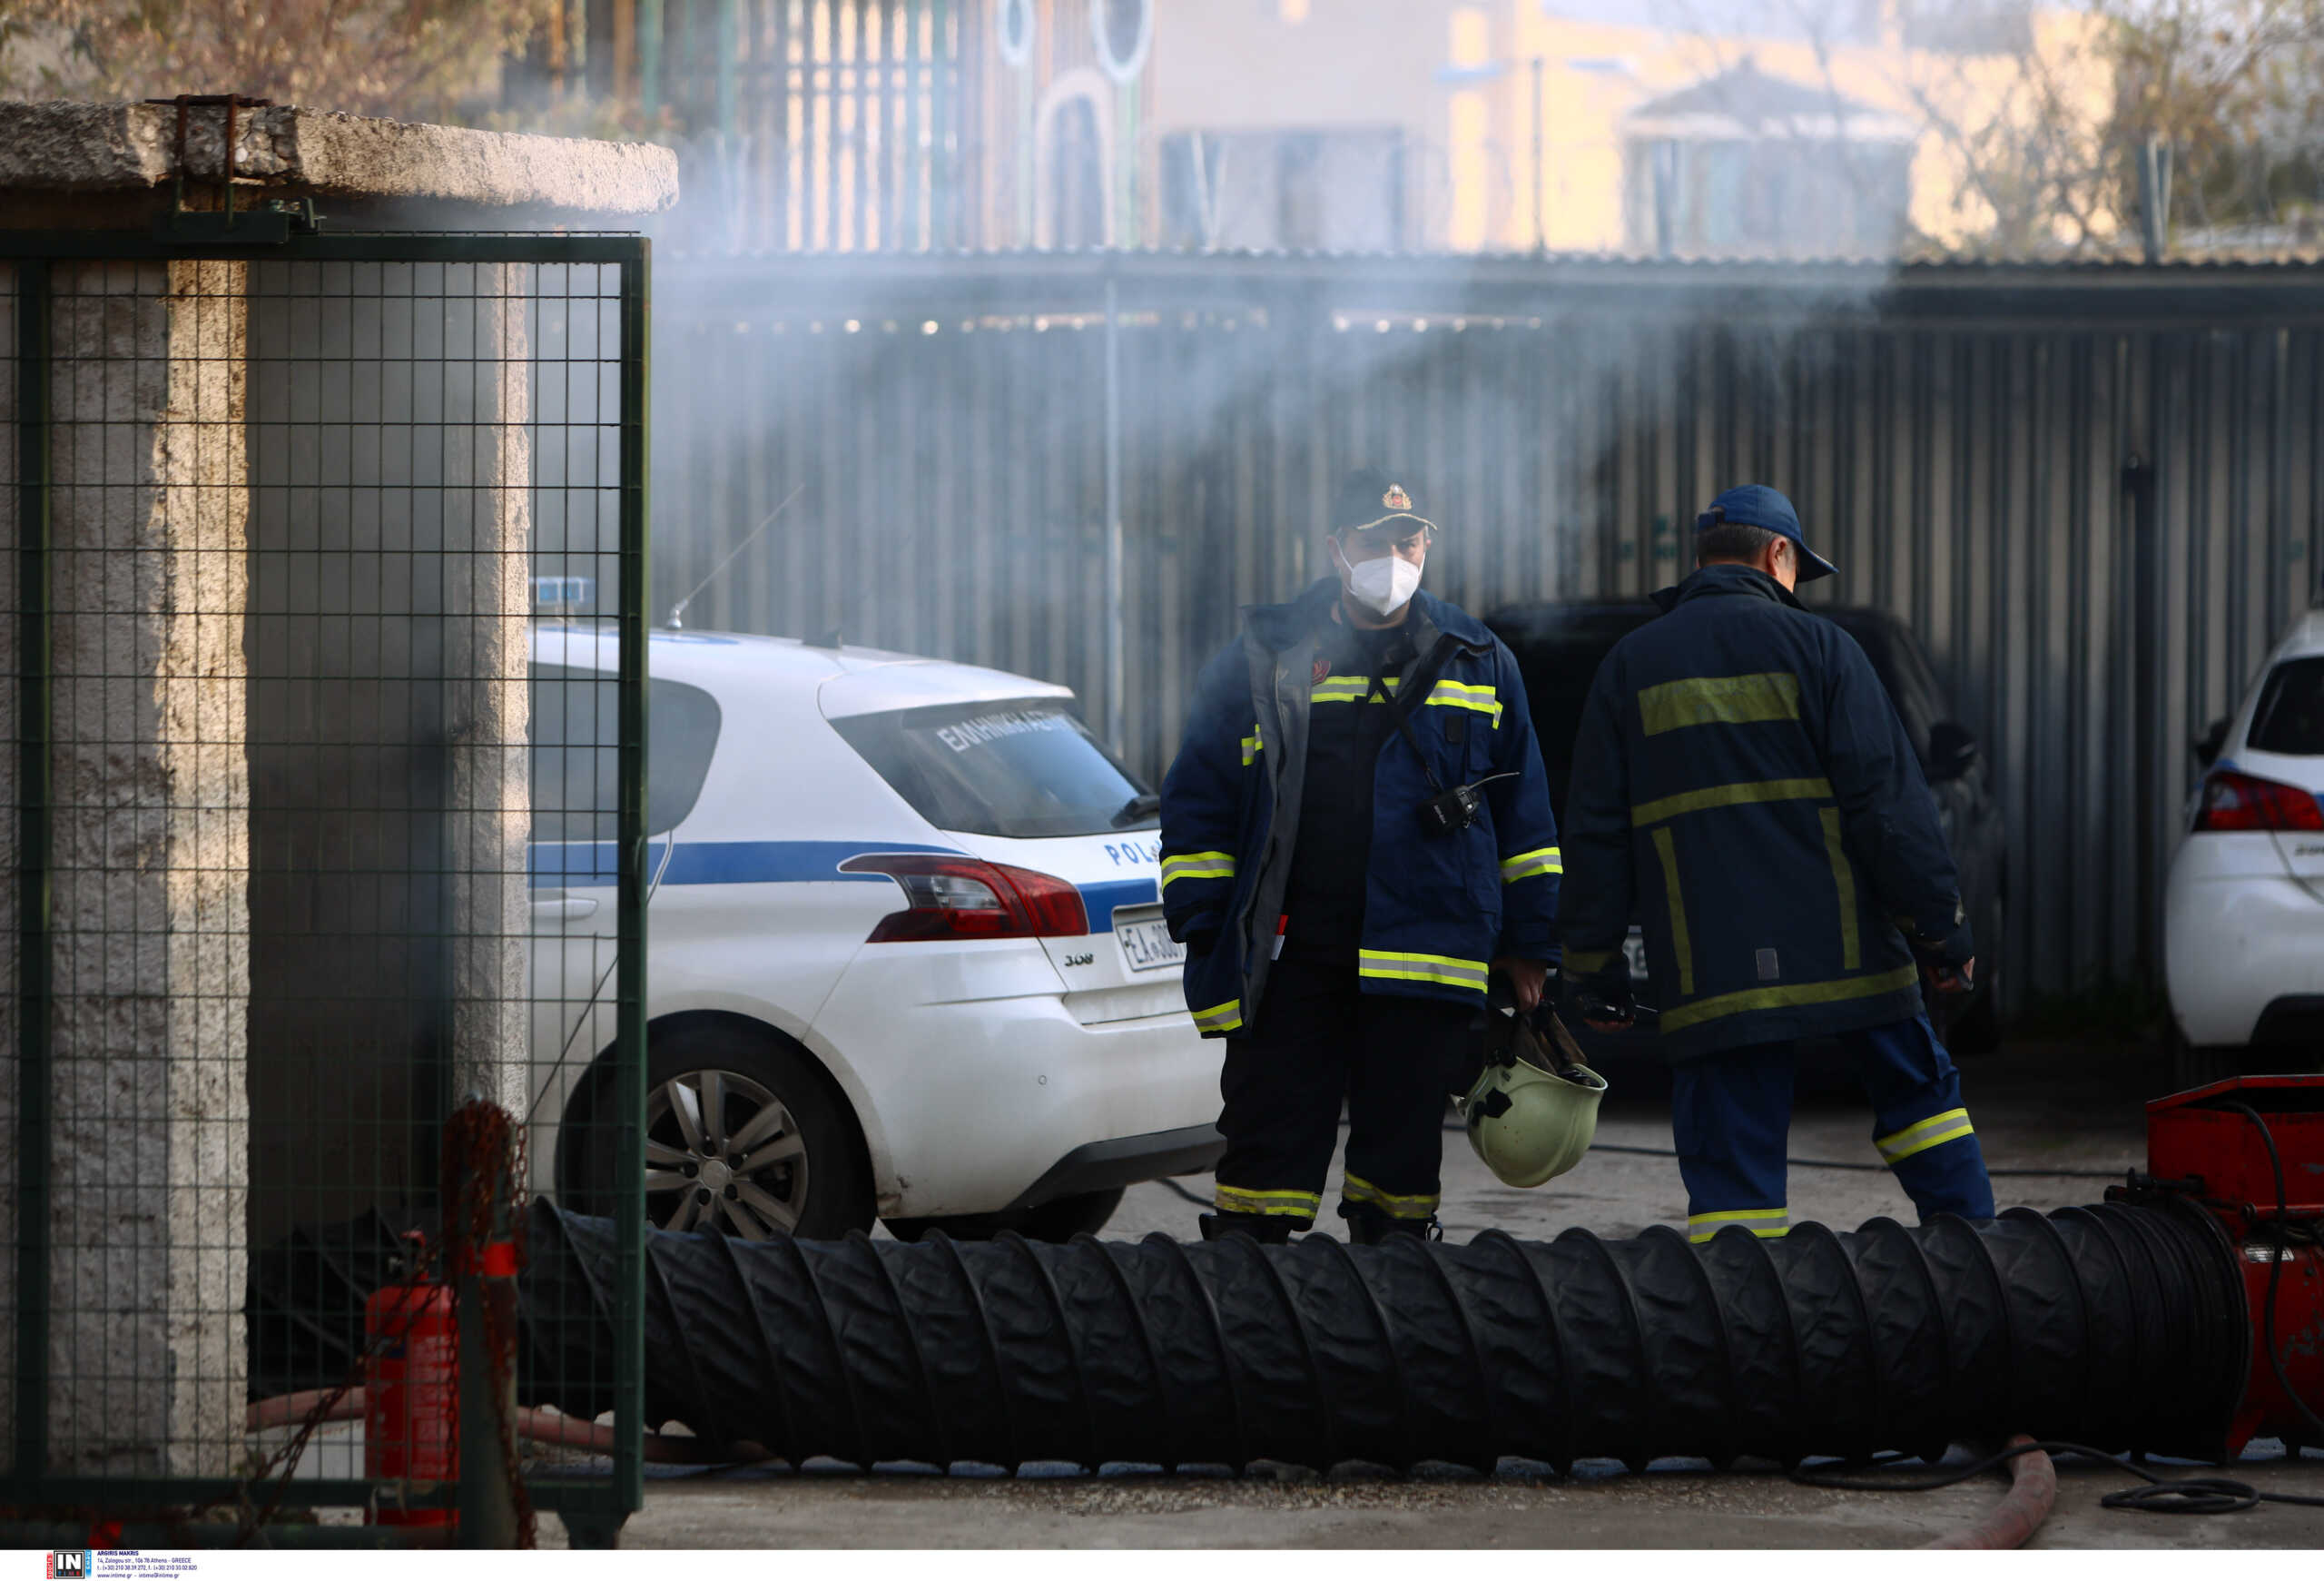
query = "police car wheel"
xmin=558 ymin=1019 xmax=874 ymax=1240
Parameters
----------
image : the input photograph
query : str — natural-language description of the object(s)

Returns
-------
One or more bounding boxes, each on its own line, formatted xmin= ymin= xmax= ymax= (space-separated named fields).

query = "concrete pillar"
xmin=45 ymin=260 xmax=252 ymax=1476
xmin=444 ymin=265 xmax=534 ymax=1117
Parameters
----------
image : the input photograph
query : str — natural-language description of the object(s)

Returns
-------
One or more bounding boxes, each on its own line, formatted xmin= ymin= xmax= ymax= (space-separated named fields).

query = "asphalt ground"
xmin=549 ymin=1035 xmax=2324 ymax=1549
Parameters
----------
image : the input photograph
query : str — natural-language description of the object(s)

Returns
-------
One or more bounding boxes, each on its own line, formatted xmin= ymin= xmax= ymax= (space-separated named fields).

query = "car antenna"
xmin=665 ymin=482 xmax=806 ymax=630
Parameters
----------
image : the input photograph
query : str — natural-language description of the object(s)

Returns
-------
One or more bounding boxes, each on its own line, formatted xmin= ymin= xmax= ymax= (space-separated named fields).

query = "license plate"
xmin=1623 ymin=933 xmax=1649 ymax=981
xmin=1113 ymin=908 xmax=1186 ymax=974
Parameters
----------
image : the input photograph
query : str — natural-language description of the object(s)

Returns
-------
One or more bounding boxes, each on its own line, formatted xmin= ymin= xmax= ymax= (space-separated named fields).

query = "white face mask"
xmin=1337 ymin=543 xmax=1423 ymax=617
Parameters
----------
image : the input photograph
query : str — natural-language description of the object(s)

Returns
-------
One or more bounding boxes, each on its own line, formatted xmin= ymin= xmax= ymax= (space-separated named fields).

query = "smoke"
xmin=634 ymin=228 xmax=1905 ymax=780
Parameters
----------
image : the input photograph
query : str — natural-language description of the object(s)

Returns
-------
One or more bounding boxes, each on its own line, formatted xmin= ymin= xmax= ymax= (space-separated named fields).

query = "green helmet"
xmin=1457 ymin=1012 xmax=1608 ymax=1189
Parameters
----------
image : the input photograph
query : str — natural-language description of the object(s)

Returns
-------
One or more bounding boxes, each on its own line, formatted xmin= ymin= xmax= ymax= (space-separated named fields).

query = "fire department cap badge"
xmin=1383 ymin=484 xmax=1412 ymax=511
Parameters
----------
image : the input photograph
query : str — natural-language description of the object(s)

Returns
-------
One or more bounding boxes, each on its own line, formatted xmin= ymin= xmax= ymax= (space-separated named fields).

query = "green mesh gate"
xmin=1 ymin=231 xmax=651 ymax=1545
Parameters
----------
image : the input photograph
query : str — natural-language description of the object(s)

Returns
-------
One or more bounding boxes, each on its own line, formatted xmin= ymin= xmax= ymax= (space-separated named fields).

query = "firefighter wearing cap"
xmin=1560 ymin=484 xmax=1994 ymax=1241
xmin=1158 ymin=469 xmax=1562 ymax=1244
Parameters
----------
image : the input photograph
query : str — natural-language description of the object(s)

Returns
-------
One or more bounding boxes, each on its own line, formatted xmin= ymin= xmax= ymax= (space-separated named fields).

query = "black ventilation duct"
xmin=520 ymin=1198 xmax=2247 ymax=1473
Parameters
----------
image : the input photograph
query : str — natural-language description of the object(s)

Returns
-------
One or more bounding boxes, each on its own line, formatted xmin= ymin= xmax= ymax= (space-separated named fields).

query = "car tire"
xmin=884 ymin=1185 xmax=1127 ymax=1244
xmin=558 ymin=1019 xmax=875 ymax=1240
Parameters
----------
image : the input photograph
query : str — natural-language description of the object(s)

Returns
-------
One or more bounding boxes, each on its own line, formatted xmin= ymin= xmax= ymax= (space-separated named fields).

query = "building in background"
xmin=519 ymin=0 xmax=2111 ymax=256
xmin=1620 ymin=58 xmax=1920 ymax=258
xmin=1144 ymin=0 xmax=2113 ymax=257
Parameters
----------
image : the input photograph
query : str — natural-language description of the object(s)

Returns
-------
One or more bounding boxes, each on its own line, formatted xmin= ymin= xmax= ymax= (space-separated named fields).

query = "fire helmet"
xmin=1457 ymin=1011 xmax=1607 ymax=1189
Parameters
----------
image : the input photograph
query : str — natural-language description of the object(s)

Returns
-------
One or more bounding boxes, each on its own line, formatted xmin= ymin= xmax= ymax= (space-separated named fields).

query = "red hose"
xmin=244 ymin=1390 xmax=758 ymax=1466
xmin=1923 ymin=1436 xmax=2057 ymax=1549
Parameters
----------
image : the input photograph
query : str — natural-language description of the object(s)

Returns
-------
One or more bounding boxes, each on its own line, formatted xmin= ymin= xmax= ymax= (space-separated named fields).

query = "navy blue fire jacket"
xmin=1159 ymin=578 xmax=1562 ymax=1038
xmin=1560 ymin=565 xmax=1970 ymax=1058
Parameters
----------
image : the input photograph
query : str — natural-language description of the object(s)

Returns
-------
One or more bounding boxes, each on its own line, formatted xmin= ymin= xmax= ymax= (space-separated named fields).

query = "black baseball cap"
xmin=1697 ymin=483 xmax=1837 ymax=581
xmin=1331 ymin=469 xmax=1437 ymax=536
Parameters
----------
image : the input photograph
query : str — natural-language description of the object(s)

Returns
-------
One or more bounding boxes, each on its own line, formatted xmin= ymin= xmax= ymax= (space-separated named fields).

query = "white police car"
xmin=2163 ymin=608 xmax=2324 ymax=1086
xmin=527 ymin=620 xmax=1223 ymax=1240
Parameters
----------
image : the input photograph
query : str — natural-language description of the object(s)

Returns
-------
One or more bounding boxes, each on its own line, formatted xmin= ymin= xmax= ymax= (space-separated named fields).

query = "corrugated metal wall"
xmin=651 ymin=254 xmax=2324 ymax=1005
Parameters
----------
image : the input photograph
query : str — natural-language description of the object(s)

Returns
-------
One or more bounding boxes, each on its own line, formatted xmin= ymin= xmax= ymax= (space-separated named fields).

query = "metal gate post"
xmin=12 ymin=257 xmax=53 ymax=1487
xmin=610 ymin=240 xmax=654 ymax=1527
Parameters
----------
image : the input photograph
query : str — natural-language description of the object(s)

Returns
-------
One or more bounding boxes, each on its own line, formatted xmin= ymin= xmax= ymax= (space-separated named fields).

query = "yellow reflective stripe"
xmin=1160 ymin=852 xmax=1236 ymax=892
xmin=1500 ymin=845 xmax=1563 ymax=884
xmin=1239 ymin=729 xmax=1264 ymax=766
xmin=1191 ymin=998 xmax=1245 ymax=1033
xmin=1357 ymin=949 xmax=1492 ymax=989
xmin=1688 ymin=1208 xmax=1789 ymax=1243
xmin=1639 ymin=672 xmax=1801 ymax=736
xmin=1630 ymin=776 xmax=1836 ymax=827
xmin=1309 ymin=675 xmax=1501 ymax=724
xmin=1658 ymin=963 xmax=1921 ymax=1034
xmin=1215 ymin=1184 xmax=1321 ymax=1218
xmin=1344 ymin=1173 xmax=1441 ymax=1219
xmin=1423 ymin=681 xmax=1503 ymax=725
xmin=1819 ymin=807 xmax=1861 ymax=971
xmin=1876 ymin=1108 xmax=1975 ymax=1164
xmin=1650 ymin=826 xmax=1693 ymax=997
xmin=1564 ymin=949 xmax=1618 ymax=974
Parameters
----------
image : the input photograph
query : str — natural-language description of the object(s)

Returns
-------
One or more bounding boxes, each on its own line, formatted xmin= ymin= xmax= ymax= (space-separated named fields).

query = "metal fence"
xmin=650 ymin=0 xmax=986 ymax=256
xmin=652 ymin=252 xmax=2324 ymax=1011
xmin=2 ymin=232 xmax=650 ymax=1544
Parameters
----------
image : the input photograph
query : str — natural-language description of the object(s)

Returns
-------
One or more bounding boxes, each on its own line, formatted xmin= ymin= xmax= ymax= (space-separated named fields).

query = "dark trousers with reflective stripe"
xmin=1670 ymin=1013 xmax=1994 ymax=1240
xmin=1214 ymin=952 xmax=1475 ymax=1230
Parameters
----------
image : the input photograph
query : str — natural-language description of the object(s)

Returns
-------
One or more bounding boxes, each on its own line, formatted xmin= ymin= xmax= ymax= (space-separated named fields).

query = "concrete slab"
xmin=0 ymin=101 xmax=677 ymax=222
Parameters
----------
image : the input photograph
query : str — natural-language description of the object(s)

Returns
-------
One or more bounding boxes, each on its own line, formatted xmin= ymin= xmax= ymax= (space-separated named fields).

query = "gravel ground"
xmin=552 ymin=1036 xmax=2324 ymax=1549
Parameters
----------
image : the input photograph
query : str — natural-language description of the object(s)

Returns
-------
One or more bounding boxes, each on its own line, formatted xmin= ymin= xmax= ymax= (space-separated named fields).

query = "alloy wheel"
xmin=642 ymin=1068 xmax=810 ymax=1238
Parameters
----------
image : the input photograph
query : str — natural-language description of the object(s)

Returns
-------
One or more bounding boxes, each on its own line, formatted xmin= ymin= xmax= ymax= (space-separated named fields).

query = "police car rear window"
xmin=832 ymin=699 xmax=1157 ymax=839
xmin=2248 ymin=657 xmax=2324 ymax=756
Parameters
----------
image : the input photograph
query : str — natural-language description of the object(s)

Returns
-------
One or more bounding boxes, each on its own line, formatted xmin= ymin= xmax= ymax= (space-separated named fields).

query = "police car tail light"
xmin=839 ymin=854 xmax=1088 ymax=942
xmin=2192 ymin=768 xmax=2324 ymax=833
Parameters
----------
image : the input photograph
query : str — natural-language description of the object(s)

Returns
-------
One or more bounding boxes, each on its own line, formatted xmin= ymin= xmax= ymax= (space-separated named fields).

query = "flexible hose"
xmin=519 ymin=1198 xmax=2247 ymax=1474
xmin=1921 ymin=1435 xmax=2056 ymax=1549
xmin=242 ymin=1388 xmax=750 ymax=1466
xmin=1797 ymin=1438 xmax=2324 ymax=1514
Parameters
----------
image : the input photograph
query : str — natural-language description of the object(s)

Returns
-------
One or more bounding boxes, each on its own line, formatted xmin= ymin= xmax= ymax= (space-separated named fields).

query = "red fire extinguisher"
xmin=365 ymin=1232 xmax=458 ymax=1527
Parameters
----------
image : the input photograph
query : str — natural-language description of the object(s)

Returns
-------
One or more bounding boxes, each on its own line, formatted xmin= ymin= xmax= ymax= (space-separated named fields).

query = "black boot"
xmin=1340 ymin=1203 xmax=1443 ymax=1246
xmin=1197 ymin=1210 xmax=1297 ymax=1245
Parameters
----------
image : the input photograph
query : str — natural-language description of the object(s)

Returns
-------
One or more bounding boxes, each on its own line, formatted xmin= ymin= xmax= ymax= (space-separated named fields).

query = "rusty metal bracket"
xmin=143 ymin=94 xmax=321 ymax=243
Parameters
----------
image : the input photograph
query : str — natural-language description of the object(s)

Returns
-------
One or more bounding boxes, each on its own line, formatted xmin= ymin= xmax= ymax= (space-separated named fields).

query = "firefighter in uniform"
xmin=1561 ymin=485 xmax=1994 ymax=1242
xmin=1158 ymin=470 xmax=1562 ymax=1243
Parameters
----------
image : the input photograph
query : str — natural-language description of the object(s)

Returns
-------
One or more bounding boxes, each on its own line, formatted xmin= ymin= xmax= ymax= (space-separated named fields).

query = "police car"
xmin=527 ymin=619 xmax=1224 ymax=1240
xmin=2164 ymin=608 xmax=2324 ymax=1087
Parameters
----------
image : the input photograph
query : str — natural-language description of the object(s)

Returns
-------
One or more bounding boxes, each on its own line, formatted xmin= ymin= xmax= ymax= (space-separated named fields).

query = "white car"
xmin=525 ymin=620 xmax=1224 ymax=1240
xmin=2163 ymin=608 xmax=2324 ymax=1087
